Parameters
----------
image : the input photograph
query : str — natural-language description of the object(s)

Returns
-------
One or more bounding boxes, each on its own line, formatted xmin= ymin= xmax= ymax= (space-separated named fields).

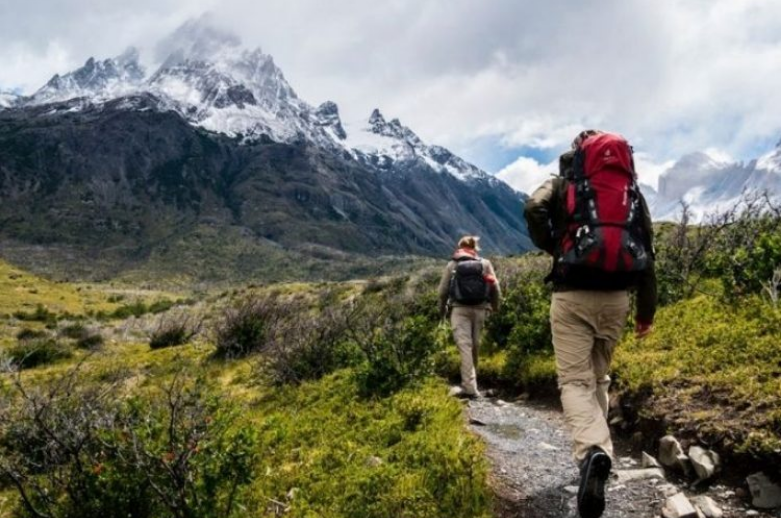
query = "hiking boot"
xmin=577 ymin=446 xmax=611 ymax=518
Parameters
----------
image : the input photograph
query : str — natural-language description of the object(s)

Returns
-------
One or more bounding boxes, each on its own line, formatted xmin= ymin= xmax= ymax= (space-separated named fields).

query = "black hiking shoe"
xmin=577 ymin=447 xmax=611 ymax=518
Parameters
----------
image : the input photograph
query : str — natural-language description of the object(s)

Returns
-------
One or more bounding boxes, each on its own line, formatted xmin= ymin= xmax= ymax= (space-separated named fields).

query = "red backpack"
xmin=558 ymin=133 xmax=650 ymax=273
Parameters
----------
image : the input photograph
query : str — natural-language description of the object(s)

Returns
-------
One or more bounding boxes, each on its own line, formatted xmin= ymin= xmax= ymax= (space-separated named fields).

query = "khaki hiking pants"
xmin=550 ymin=290 xmax=630 ymax=462
xmin=450 ymin=306 xmax=488 ymax=395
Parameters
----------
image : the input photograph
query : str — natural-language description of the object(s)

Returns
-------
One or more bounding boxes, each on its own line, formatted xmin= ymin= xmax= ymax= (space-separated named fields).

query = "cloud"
xmin=1 ymin=0 xmax=780 ymax=170
xmin=497 ymin=149 xmax=676 ymax=195
xmin=496 ymin=156 xmax=557 ymax=195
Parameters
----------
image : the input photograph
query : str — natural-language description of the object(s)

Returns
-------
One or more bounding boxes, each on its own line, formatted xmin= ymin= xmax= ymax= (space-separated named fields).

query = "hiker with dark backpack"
xmin=524 ymin=130 xmax=657 ymax=518
xmin=438 ymin=236 xmax=501 ymax=398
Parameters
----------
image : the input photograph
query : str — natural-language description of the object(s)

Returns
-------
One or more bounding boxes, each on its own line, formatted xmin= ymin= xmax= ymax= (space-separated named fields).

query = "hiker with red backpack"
xmin=524 ymin=130 xmax=657 ymax=518
xmin=438 ymin=236 xmax=501 ymax=399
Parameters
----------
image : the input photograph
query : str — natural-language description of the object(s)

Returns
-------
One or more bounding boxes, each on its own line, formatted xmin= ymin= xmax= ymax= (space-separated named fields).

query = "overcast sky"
xmin=2 ymin=0 xmax=780 ymax=192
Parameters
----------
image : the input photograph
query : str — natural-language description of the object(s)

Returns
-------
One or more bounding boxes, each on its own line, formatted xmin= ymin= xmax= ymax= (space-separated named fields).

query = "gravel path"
xmin=466 ymin=396 xmax=780 ymax=518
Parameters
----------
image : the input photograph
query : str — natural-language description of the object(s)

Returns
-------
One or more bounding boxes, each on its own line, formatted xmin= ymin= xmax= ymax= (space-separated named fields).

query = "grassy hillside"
xmin=0 ymin=264 xmax=490 ymax=518
xmin=1 ymin=199 xmax=778 ymax=517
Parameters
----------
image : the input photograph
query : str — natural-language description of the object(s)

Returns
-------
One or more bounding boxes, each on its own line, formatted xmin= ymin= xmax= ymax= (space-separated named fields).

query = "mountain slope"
xmin=0 ymin=24 xmax=531 ymax=281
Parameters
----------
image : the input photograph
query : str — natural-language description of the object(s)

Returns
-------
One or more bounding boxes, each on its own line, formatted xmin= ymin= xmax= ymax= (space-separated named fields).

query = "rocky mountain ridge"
xmin=0 ymin=20 xmax=531 ymax=281
xmin=5 ymin=19 xmax=497 ymax=187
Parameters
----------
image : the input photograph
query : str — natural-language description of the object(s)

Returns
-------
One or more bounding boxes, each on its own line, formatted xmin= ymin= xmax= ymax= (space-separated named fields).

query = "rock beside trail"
xmin=747 ymin=472 xmax=781 ymax=509
xmin=662 ymin=492 xmax=698 ymax=518
xmin=688 ymin=446 xmax=721 ymax=481
xmin=659 ymin=435 xmax=692 ymax=476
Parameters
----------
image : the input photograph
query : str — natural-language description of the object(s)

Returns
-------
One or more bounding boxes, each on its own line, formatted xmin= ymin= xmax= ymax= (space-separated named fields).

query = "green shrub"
xmin=212 ymin=295 xmax=280 ymax=359
xmin=150 ymin=313 xmax=200 ymax=350
xmin=60 ymin=322 xmax=88 ymax=340
xmin=148 ymin=299 xmax=175 ymax=314
xmin=0 ymin=371 xmax=259 ymax=518
xmin=353 ymin=315 xmax=440 ymax=398
xmin=481 ymin=261 xmax=553 ymax=387
xmin=16 ymin=328 xmax=48 ymax=341
xmin=75 ymin=333 xmax=104 ymax=350
xmin=13 ymin=304 xmax=57 ymax=323
xmin=710 ymin=231 xmax=781 ymax=299
xmin=261 ymin=303 xmax=360 ymax=385
xmin=6 ymin=338 xmax=72 ymax=369
xmin=110 ymin=301 xmax=148 ymax=319
xmin=654 ymin=198 xmax=781 ymax=303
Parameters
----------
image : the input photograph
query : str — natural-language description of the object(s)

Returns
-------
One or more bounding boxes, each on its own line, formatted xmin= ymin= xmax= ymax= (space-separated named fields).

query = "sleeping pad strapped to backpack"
xmin=557 ymin=133 xmax=650 ymax=276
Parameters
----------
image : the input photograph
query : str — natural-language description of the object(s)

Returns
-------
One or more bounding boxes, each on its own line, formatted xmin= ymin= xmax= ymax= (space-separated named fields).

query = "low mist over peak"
xmin=155 ymin=15 xmax=242 ymax=65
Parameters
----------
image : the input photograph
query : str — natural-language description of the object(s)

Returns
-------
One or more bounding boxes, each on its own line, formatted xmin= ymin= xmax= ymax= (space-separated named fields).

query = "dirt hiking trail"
xmin=467 ymin=396 xmax=780 ymax=518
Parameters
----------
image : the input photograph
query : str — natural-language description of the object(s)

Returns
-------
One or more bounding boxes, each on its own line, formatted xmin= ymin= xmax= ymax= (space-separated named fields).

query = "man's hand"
xmin=635 ymin=321 xmax=653 ymax=339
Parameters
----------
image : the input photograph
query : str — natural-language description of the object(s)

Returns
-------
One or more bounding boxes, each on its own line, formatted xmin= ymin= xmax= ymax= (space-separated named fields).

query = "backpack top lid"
xmin=578 ymin=133 xmax=636 ymax=180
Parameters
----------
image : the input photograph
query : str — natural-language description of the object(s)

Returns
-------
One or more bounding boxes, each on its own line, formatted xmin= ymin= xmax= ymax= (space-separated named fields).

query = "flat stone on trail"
xmin=662 ymin=492 xmax=698 ymax=518
xmin=615 ymin=468 xmax=666 ymax=485
xmin=747 ymin=472 xmax=781 ymax=509
xmin=691 ymin=496 xmax=723 ymax=518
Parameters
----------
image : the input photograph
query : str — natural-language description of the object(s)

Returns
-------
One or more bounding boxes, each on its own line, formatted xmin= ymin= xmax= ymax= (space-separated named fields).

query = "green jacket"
xmin=524 ymin=175 xmax=657 ymax=325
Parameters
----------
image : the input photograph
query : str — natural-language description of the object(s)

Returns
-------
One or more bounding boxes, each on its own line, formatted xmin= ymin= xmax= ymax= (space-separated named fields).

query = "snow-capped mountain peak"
xmin=29 ymin=47 xmax=144 ymax=105
xmin=341 ymin=109 xmax=491 ymax=182
xmin=366 ymin=109 xmax=424 ymax=148
xmin=11 ymin=19 xmax=497 ymax=184
xmin=313 ymin=101 xmax=346 ymax=140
